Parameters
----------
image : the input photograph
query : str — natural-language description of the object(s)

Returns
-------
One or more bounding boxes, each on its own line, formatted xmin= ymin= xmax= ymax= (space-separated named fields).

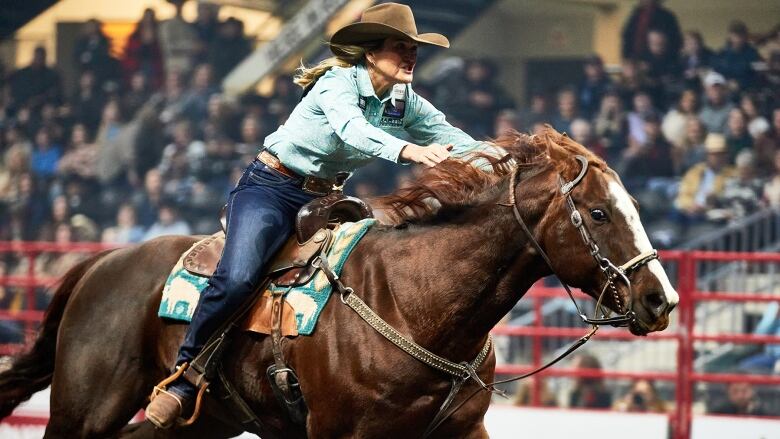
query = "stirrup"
xmin=149 ymin=362 xmax=209 ymax=427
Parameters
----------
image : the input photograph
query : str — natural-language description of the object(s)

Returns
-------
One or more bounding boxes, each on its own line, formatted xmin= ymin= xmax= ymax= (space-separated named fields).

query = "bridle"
xmin=507 ymin=154 xmax=659 ymax=328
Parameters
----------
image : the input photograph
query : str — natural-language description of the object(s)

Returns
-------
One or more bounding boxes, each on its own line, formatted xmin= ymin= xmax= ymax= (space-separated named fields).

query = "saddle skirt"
xmin=158 ymin=219 xmax=377 ymax=336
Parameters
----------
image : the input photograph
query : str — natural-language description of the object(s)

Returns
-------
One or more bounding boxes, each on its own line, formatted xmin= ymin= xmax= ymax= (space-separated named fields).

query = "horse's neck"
xmin=360 ymin=187 xmax=551 ymax=362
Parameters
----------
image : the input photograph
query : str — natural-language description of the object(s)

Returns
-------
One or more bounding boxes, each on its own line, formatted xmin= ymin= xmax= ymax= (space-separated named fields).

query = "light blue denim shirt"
xmin=263 ymin=63 xmax=490 ymax=179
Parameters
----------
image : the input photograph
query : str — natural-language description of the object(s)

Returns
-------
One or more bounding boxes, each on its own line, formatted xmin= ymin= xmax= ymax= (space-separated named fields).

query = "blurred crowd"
xmin=510 ymin=352 xmax=777 ymax=417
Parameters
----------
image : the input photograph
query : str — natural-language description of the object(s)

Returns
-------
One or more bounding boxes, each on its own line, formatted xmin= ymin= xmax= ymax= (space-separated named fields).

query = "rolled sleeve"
xmin=314 ymin=73 xmax=409 ymax=163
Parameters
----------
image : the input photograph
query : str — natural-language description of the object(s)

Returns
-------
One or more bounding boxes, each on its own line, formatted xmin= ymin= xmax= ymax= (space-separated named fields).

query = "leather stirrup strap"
xmin=270 ymin=288 xmax=291 ymax=393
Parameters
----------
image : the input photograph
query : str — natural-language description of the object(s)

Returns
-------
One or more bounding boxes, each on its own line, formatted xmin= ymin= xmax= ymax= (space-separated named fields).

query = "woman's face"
xmin=686 ymin=118 xmax=704 ymax=142
xmin=368 ymin=38 xmax=418 ymax=86
xmin=728 ymin=109 xmax=746 ymax=135
xmin=680 ymin=91 xmax=697 ymax=113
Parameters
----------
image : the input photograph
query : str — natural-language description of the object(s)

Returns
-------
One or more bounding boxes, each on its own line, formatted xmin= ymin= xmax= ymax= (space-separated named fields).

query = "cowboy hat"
xmin=704 ymin=133 xmax=728 ymax=154
xmin=330 ymin=3 xmax=449 ymax=55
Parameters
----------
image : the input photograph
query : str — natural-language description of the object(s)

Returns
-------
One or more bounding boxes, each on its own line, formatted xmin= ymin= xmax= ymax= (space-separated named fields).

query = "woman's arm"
xmin=405 ymin=93 xmax=504 ymax=166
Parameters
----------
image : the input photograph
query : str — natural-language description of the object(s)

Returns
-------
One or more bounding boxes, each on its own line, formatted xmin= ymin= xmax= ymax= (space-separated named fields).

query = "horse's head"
xmin=514 ymin=131 xmax=678 ymax=335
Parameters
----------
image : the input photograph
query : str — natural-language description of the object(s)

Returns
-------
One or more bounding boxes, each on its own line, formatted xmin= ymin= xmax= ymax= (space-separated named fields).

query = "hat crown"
xmin=361 ymin=3 xmax=418 ymax=36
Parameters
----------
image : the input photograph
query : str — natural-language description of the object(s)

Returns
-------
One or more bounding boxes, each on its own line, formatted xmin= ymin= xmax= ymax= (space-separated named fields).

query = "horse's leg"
xmin=44 ymin=238 xmax=195 ymax=438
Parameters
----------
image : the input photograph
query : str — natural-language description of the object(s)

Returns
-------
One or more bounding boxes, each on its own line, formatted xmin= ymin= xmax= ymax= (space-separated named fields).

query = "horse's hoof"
xmin=146 ymin=389 xmax=184 ymax=429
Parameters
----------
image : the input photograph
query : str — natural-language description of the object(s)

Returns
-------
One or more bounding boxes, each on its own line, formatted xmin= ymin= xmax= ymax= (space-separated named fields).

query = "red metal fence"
xmin=1 ymin=243 xmax=779 ymax=438
xmin=493 ymin=250 xmax=780 ymax=439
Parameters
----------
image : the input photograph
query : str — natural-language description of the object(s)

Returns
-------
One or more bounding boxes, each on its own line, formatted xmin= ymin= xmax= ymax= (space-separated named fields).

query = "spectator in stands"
xmin=593 ymin=90 xmax=628 ymax=164
xmin=208 ymin=17 xmax=252 ymax=81
xmin=699 ymin=71 xmax=734 ymax=134
xmin=158 ymin=70 xmax=188 ymax=126
xmin=134 ymin=168 xmax=164 ymax=227
xmin=674 ymin=117 xmax=708 ymax=173
xmin=102 ymin=202 xmax=145 ymax=244
xmin=626 ymin=90 xmax=657 ymax=147
xmin=6 ymin=46 xmax=62 ymax=112
xmin=520 ymin=90 xmax=551 ymax=132
xmin=737 ymin=301 xmax=780 ymax=374
xmin=673 ymin=134 xmax=737 ymax=224
xmin=568 ymin=353 xmax=612 ymax=409
xmin=709 ymin=382 xmax=769 ymax=416
xmin=739 ymin=94 xmax=770 ymax=141
xmin=450 ymin=59 xmax=515 ymax=137
xmin=121 ymin=8 xmax=163 ymax=90
xmin=725 ymin=108 xmax=753 ymax=160
xmin=193 ymin=1 xmax=221 ymax=62
xmin=30 ymin=127 xmax=62 ymax=181
xmin=681 ymin=31 xmax=714 ymax=86
xmin=613 ymin=379 xmax=667 ymax=413
xmin=513 ymin=378 xmax=557 ymax=407
xmin=201 ymin=94 xmax=238 ymax=143
xmin=159 ymin=0 xmax=198 ymax=76
xmin=621 ymin=0 xmax=682 ymax=61
xmin=760 ymin=51 xmax=780 ymax=106
xmin=68 ymin=70 xmax=106 ymax=135
xmin=493 ymin=109 xmax=521 ymax=138
xmin=236 ymin=115 xmax=264 ymax=163
xmin=713 ymin=21 xmax=762 ymax=91
xmin=39 ymin=223 xmax=90 ymax=280
xmin=763 ymin=150 xmax=780 ymax=208
xmin=551 ymin=87 xmax=579 ymax=134
xmin=710 ymin=150 xmax=764 ymax=222
xmin=72 ymin=18 xmax=118 ymax=87
xmin=570 ymin=118 xmax=605 ymax=158
xmin=267 ymin=75 xmax=300 ymax=125
xmin=756 ymin=24 xmax=780 ymax=60
xmin=57 ymin=123 xmax=99 ymax=183
xmin=662 ymin=88 xmax=699 ymax=148
xmin=754 ymin=107 xmax=780 ymax=177
xmin=122 ymin=71 xmax=153 ymax=119
xmin=0 ymin=260 xmax=23 ymax=343
xmin=180 ymin=63 xmax=219 ymax=123
xmin=143 ymin=201 xmax=191 ymax=241
xmin=578 ymin=55 xmax=612 ymax=118
xmin=619 ymin=113 xmax=674 ymax=187
xmin=640 ymin=29 xmax=683 ymax=94
xmin=159 ymin=119 xmax=206 ymax=178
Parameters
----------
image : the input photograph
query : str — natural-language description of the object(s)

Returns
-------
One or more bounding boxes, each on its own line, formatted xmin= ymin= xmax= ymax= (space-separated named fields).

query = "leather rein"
xmin=315 ymin=155 xmax=659 ymax=436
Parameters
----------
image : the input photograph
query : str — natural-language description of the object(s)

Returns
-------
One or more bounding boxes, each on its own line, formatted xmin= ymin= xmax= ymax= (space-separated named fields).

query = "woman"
xmin=146 ymin=3 xmax=491 ymax=428
xmin=613 ymin=379 xmax=667 ymax=413
xmin=662 ymin=88 xmax=698 ymax=148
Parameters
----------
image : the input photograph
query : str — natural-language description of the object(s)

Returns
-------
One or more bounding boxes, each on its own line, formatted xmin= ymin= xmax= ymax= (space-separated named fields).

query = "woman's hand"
xmin=400 ymin=143 xmax=453 ymax=167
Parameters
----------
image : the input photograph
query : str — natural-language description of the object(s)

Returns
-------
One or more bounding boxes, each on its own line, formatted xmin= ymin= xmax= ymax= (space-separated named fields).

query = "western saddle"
xmin=172 ymin=191 xmax=373 ymax=430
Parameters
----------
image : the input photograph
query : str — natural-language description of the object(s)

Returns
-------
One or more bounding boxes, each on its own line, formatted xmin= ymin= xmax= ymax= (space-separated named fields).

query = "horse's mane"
xmin=375 ymin=127 xmax=608 ymax=224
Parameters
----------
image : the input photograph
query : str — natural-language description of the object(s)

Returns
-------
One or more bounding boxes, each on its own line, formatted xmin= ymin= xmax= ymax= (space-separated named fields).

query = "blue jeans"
xmin=169 ymin=160 xmax=316 ymax=398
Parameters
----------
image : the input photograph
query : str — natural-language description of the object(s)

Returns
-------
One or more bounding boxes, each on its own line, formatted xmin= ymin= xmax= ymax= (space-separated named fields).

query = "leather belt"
xmin=256 ymin=150 xmax=333 ymax=196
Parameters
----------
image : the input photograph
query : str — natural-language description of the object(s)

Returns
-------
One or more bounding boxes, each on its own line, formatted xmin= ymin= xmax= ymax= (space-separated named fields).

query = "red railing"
xmin=493 ymin=250 xmax=780 ymax=439
xmin=0 ymin=241 xmax=120 ymax=355
xmin=1 ymin=244 xmax=779 ymax=437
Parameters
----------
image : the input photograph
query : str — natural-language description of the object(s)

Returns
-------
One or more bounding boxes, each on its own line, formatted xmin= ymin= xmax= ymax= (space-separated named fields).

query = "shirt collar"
xmin=355 ymin=63 xmax=393 ymax=103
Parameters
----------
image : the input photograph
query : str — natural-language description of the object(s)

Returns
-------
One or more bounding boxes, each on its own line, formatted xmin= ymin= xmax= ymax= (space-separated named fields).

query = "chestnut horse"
xmin=0 ymin=129 xmax=678 ymax=438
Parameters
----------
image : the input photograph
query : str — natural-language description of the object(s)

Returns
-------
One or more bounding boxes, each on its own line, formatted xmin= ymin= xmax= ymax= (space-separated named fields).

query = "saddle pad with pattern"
xmin=158 ymin=219 xmax=376 ymax=335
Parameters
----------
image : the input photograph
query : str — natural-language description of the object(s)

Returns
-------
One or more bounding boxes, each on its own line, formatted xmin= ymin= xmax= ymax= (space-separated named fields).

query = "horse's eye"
xmin=590 ymin=209 xmax=608 ymax=223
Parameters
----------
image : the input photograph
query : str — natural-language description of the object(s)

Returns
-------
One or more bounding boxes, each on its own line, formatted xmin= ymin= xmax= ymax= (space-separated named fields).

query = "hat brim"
xmin=330 ymin=22 xmax=449 ymax=55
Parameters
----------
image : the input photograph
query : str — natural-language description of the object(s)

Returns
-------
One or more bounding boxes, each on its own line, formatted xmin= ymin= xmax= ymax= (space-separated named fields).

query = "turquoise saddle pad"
xmin=158 ymin=218 xmax=376 ymax=335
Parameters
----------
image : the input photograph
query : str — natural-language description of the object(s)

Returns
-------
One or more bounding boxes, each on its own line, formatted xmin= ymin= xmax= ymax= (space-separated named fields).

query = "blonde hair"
xmin=294 ymin=42 xmax=382 ymax=89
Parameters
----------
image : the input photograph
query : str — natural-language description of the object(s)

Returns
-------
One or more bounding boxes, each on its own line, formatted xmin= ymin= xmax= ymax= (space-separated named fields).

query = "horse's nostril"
xmin=642 ymin=292 xmax=667 ymax=316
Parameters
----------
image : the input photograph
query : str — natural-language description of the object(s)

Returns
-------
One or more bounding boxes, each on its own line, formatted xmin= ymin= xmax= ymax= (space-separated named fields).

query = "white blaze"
xmin=608 ymin=181 xmax=679 ymax=306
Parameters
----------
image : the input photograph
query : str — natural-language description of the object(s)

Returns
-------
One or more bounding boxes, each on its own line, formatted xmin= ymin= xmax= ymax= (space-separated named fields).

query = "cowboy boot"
xmin=146 ymin=389 xmax=186 ymax=429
